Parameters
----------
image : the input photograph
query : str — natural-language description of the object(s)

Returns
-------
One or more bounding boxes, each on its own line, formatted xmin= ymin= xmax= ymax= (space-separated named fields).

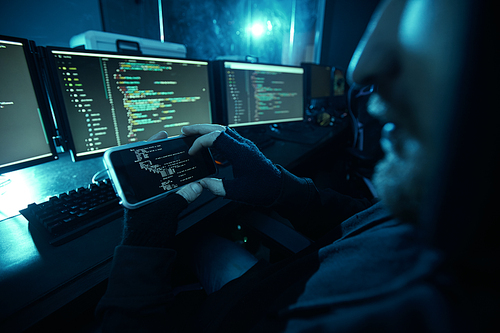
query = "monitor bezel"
xmin=42 ymin=46 xmax=215 ymax=162
xmin=215 ymin=60 xmax=305 ymax=129
xmin=0 ymin=35 xmax=58 ymax=175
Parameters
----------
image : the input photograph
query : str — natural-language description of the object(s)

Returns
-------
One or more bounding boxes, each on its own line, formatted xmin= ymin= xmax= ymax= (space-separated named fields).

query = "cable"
xmin=91 ymin=169 xmax=109 ymax=184
xmin=347 ymin=84 xmax=375 ymax=148
xmin=347 ymin=84 xmax=360 ymax=148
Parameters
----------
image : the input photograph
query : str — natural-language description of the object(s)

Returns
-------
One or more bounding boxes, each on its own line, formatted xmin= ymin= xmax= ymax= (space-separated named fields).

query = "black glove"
xmin=212 ymin=128 xmax=282 ymax=206
xmin=121 ymin=193 xmax=188 ymax=248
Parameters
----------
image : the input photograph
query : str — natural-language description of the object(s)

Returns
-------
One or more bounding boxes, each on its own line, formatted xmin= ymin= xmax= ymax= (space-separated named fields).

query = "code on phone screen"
xmin=111 ymin=136 xmax=213 ymax=204
xmin=133 ymin=144 xmax=196 ymax=191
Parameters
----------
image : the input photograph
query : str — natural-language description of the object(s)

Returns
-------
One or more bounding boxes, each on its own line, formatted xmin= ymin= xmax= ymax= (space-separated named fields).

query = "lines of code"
xmin=114 ymin=61 xmax=201 ymax=140
xmin=131 ymin=143 xmax=197 ymax=191
xmin=226 ymin=68 xmax=303 ymax=126
xmin=251 ymin=71 xmax=299 ymax=120
xmin=51 ymin=50 xmax=211 ymax=158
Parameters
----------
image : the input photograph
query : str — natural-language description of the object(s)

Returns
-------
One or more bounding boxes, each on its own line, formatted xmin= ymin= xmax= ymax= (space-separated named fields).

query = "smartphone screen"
xmin=104 ymin=136 xmax=216 ymax=208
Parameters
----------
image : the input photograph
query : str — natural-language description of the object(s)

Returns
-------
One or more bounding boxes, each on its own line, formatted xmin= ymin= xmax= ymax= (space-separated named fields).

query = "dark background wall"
xmin=0 ymin=0 xmax=379 ymax=69
xmin=321 ymin=0 xmax=380 ymax=70
xmin=0 ymin=0 xmax=102 ymax=47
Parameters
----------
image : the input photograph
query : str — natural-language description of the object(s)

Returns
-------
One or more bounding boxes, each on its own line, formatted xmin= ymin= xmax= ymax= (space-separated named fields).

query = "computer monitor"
xmin=0 ymin=35 xmax=57 ymax=175
xmin=43 ymin=47 xmax=213 ymax=161
xmin=302 ymin=63 xmax=332 ymax=108
xmin=216 ymin=61 xmax=304 ymax=128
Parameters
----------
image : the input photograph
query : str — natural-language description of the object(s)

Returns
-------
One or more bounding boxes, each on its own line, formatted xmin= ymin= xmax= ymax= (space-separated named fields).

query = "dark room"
xmin=0 ymin=0 xmax=498 ymax=332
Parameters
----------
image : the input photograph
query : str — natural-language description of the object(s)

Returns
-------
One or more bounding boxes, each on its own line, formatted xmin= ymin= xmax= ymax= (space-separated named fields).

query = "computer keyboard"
xmin=20 ymin=179 xmax=123 ymax=246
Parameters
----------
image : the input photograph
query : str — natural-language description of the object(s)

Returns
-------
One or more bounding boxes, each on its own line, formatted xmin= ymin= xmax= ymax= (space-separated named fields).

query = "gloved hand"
xmin=213 ymin=127 xmax=282 ymax=206
xmin=119 ymin=130 xmax=206 ymax=248
xmin=121 ymin=193 xmax=188 ymax=248
xmin=182 ymin=124 xmax=282 ymax=206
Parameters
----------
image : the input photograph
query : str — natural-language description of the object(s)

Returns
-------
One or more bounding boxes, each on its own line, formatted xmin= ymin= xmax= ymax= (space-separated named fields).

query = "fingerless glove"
xmin=212 ymin=128 xmax=282 ymax=206
xmin=121 ymin=193 xmax=188 ymax=248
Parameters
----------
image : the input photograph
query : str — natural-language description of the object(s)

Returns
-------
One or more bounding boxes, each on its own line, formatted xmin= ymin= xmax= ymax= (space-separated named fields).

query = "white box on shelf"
xmin=69 ymin=30 xmax=187 ymax=58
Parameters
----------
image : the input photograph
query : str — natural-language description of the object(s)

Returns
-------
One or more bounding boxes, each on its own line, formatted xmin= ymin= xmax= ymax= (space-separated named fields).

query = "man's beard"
xmin=368 ymin=95 xmax=429 ymax=223
xmin=372 ymin=140 xmax=427 ymax=223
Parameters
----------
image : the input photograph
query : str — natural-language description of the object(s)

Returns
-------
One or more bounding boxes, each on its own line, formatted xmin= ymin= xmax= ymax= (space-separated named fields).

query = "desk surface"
xmin=0 ymin=122 xmax=347 ymax=332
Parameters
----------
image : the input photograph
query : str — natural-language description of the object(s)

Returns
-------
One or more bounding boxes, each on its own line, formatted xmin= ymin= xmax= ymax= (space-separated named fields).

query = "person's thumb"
xmin=177 ymin=182 xmax=204 ymax=203
xmin=199 ymin=178 xmax=226 ymax=197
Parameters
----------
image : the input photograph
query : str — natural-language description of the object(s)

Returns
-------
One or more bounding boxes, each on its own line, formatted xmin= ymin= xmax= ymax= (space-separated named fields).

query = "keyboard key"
xmin=20 ymin=179 xmax=123 ymax=246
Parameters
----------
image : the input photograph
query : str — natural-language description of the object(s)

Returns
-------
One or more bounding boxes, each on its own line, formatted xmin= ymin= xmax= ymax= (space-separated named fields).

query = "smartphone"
xmin=103 ymin=135 xmax=217 ymax=209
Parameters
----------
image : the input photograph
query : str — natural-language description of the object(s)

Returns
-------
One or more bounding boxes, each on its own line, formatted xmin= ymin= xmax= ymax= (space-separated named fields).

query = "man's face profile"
xmin=348 ymin=0 xmax=469 ymax=222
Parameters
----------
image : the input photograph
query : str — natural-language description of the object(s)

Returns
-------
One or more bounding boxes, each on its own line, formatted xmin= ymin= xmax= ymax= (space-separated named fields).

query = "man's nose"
xmin=347 ymin=0 xmax=403 ymax=87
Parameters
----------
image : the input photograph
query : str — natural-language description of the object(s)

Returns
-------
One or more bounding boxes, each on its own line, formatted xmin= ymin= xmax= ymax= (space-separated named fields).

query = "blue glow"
xmin=267 ymin=20 xmax=273 ymax=31
xmin=0 ymin=171 xmax=42 ymax=219
xmin=251 ymin=23 xmax=265 ymax=37
xmin=248 ymin=19 xmax=274 ymax=38
xmin=399 ymin=0 xmax=429 ymax=51
xmin=0 ymin=216 xmax=41 ymax=273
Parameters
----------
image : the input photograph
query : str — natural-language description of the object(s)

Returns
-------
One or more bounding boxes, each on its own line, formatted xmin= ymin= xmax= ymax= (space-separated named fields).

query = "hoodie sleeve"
xmin=96 ymin=245 xmax=177 ymax=332
xmin=271 ymin=166 xmax=376 ymax=240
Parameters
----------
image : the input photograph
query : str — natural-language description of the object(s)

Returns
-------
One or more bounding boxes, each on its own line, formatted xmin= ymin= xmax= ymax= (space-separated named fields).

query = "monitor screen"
xmin=310 ymin=64 xmax=332 ymax=99
xmin=45 ymin=48 xmax=213 ymax=161
xmin=220 ymin=61 xmax=304 ymax=127
xmin=302 ymin=63 xmax=332 ymax=106
xmin=0 ymin=36 xmax=57 ymax=174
